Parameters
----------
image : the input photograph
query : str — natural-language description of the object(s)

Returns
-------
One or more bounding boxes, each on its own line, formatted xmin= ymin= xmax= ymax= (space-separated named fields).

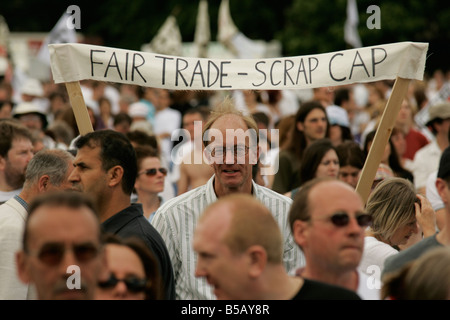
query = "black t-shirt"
xmin=292 ymin=278 xmax=361 ymax=300
xmin=102 ymin=203 xmax=176 ymax=300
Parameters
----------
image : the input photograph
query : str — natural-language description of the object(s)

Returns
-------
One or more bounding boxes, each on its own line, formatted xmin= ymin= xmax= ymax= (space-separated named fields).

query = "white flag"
xmin=217 ymin=0 xmax=265 ymax=59
xmin=37 ymin=12 xmax=77 ymax=65
xmin=194 ymin=0 xmax=210 ymax=58
xmin=344 ymin=0 xmax=362 ymax=48
xmin=148 ymin=15 xmax=183 ymax=56
xmin=0 ymin=15 xmax=10 ymax=49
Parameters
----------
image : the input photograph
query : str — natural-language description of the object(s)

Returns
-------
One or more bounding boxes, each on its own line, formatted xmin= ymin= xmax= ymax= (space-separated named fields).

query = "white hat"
xmin=13 ymin=101 xmax=48 ymax=128
xmin=128 ymin=102 xmax=149 ymax=118
xmin=326 ymin=105 xmax=350 ymax=128
xmin=21 ymin=78 xmax=44 ymax=97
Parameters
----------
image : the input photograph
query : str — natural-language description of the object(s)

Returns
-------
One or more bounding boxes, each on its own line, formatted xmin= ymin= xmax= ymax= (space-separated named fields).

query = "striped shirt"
xmin=152 ymin=175 xmax=306 ymax=300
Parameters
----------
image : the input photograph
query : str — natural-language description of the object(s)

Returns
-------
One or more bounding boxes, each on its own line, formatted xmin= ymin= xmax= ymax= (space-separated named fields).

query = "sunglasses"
xmin=98 ymin=273 xmax=148 ymax=293
xmin=138 ymin=168 xmax=168 ymax=176
xmin=31 ymin=242 xmax=99 ymax=266
xmin=322 ymin=211 xmax=373 ymax=228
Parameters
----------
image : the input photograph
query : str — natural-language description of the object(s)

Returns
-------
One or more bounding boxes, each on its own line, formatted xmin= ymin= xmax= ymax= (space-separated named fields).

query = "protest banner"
xmin=49 ymin=41 xmax=428 ymax=202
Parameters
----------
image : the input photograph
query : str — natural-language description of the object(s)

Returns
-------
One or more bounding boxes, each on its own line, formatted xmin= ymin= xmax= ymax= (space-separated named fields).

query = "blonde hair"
xmin=365 ymin=177 xmax=416 ymax=243
xmin=382 ymin=247 xmax=450 ymax=300
xmin=202 ymin=96 xmax=259 ymax=147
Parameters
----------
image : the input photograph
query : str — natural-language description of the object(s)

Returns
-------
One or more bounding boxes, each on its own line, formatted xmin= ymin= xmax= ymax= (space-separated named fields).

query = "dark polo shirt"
xmin=102 ymin=203 xmax=176 ymax=300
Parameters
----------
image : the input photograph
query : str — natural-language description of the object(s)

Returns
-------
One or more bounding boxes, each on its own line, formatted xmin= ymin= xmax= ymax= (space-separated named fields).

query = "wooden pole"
xmin=64 ymin=81 xmax=94 ymax=135
xmin=355 ymin=77 xmax=411 ymax=204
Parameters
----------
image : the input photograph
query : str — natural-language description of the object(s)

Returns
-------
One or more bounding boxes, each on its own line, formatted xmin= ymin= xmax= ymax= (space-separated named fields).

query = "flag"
xmin=148 ymin=15 xmax=183 ymax=56
xmin=194 ymin=0 xmax=210 ymax=58
xmin=344 ymin=0 xmax=362 ymax=48
xmin=0 ymin=15 xmax=10 ymax=49
xmin=217 ymin=0 xmax=265 ymax=59
xmin=37 ymin=11 xmax=77 ymax=65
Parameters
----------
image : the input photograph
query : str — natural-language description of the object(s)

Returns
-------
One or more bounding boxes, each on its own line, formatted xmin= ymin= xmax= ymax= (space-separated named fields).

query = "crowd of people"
xmin=1 ymin=59 xmax=450 ymax=301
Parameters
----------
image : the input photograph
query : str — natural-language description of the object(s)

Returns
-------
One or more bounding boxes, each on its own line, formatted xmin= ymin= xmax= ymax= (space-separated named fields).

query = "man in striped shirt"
xmin=153 ymin=98 xmax=305 ymax=299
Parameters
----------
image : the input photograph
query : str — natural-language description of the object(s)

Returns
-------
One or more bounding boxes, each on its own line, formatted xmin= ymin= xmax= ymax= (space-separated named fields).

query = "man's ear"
xmin=292 ymin=220 xmax=308 ymax=249
xmin=0 ymin=156 xmax=5 ymax=170
xmin=108 ymin=165 xmax=124 ymax=187
xmin=16 ymin=251 xmax=31 ymax=284
xmin=436 ymin=178 xmax=449 ymax=204
xmin=203 ymin=146 xmax=213 ymax=166
xmin=246 ymin=245 xmax=267 ymax=278
xmin=37 ymin=175 xmax=50 ymax=192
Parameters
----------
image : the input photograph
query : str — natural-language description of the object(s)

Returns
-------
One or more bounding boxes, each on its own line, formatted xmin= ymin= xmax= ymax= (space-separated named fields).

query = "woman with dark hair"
xmin=335 ymin=140 xmax=366 ymax=189
xmin=364 ymin=129 xmax=413 ymax=183
xmin=285 ymin=138 xmax=339 ymax=199
xmin=272 ymin=101 xmax=329 ymax=194
xmin=96 ymin=233 xmax=164 ymax=300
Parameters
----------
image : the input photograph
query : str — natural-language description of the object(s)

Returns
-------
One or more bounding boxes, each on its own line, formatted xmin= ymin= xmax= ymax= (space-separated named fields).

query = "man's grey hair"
xmin=23 ymin=149 xmax=74 ymax=188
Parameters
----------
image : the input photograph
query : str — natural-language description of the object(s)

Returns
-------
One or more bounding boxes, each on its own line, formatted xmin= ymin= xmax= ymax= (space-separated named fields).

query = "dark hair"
xmin=286 ymin=100 xmax=329 ymax=159
xmin=23 ymin=191 xmax=100 ymax=252
xmin=388 ymin=128 xmax=413 ymax=182
xmin=363 ymin=130 xmax=377 ymax=156
xmin=334 ymin=87 xmax=350 ymax=106
xmin=252 ymin=112 xmax=270 ymax=129
xmin=0 ymin=118 xmax=33 ymax=157
xmin=134 ymin=145 xmax=160 ymax=170
xmin=113 ymin=112 xmax=132 ymax=127
xmin=335 ymin=140 xmax=366 ymax=169
xmin=102 ymin=233 xmax=164 ymax=300
xmin=183 ymin=106 xmax=211 ymax=122
xmin=299 ymin=138 xmax=337 ymax=186
xmin=126 ymin=130 xmax=158 ymax=149
xmin=75 ymin=130 xmax=137 ymax=195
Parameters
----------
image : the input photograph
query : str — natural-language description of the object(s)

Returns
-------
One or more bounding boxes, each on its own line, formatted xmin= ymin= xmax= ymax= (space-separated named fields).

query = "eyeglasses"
xmin=98 ymin=273 xmax=148 ymax=293
xmin=209 ymin=145 xmax=250 ymax=158
xmin=318 ymin=211 xmax=373 ymax=228
xmin=138 ymin=168 xmax=168 ymax=176
xmin=30 ymin=242 xmax=100 ymax=266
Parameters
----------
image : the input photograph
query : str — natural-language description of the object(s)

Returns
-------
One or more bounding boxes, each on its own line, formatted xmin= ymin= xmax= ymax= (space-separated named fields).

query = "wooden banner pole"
xmin=355 ymin=77 xmax=411 ymax=204
xmin=65 ymin=81 xmax=94 ymax=135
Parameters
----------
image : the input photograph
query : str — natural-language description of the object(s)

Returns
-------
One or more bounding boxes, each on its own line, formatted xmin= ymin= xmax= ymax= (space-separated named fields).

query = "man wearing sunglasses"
xmin=289 ymin=177 xmax=380 ymax=300
xmin=153 ymin=98 xmax=305 ymax=300
xmin=0 ymin=148 xmax=74 ymax=300
xmin=15 ymin=191 xmax=108 ymax=300
xmin=193 ymin=194 xmax=361 ymax=300
xmin=68 ymin=130 xmax=175 ymax=300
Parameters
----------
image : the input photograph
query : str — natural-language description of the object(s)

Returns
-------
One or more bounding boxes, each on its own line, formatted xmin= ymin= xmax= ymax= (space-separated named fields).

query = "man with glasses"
xmin=153 ymin=97 xmax=305 ymax=300
xmin=289 ymin=177 xmax=379 ymax=299
xmin=68 ymin=130 xmax=175 ymax=300
xmin=193 ymin=193 xmax=361 ymax=300
xmin=0 ymin=148 xmax=74 ymax=299
xmin=15 ymin=191 xmax=108 ymax=300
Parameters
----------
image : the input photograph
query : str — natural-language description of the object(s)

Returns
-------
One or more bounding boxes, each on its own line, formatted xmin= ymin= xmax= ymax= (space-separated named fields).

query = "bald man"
xmin=193 ymin=193 xmax=361 ymax=300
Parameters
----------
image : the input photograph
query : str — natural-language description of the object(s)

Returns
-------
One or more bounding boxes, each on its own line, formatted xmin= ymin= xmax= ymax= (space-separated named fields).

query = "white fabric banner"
xmin=49 ymin=41 xmax=428 ymax=90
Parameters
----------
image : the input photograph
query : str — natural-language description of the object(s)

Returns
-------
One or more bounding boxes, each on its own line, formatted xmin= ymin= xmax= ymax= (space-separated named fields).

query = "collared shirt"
xmin=152 ymin=175 xmax=306 ymax=300
xmin=14 ymin=194 xmax=28 ymax=211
